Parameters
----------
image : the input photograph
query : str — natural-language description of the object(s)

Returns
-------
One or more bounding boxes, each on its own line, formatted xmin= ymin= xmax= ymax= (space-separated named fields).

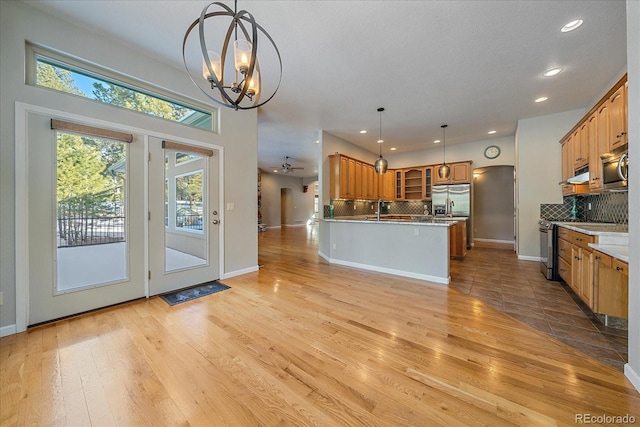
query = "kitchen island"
xmin=319 ymin=216 xmax=460 ymax=284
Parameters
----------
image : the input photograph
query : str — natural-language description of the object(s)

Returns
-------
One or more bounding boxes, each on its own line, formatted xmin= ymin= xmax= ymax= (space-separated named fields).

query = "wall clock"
xmin=484 ymin=145 xmax=501 ymax=159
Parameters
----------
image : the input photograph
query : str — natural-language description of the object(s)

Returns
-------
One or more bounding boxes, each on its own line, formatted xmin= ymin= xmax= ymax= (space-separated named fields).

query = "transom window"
xmin=27 ymin=44 xmax=214 ymax=131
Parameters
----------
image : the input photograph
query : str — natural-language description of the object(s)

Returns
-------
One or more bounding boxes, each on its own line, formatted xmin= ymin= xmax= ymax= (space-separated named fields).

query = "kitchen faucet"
xmin=446 ymin=199 xmax=454 ymax=217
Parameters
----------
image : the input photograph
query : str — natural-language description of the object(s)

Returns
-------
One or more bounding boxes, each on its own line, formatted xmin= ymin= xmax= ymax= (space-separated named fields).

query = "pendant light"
xmin=374 ymin=107 xmax=388 ymax=175
xmin=437 ymin=124 xmax=450 ymax=179
xmin=182 ymin=0 xmax=282 ymax=110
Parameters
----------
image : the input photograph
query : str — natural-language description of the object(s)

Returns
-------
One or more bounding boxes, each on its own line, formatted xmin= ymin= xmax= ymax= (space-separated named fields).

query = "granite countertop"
xmin=324 ymin=215 xmax=459 ymax=226
xmin=588 ymin=243 xmax=629 ymax=263
xmin=554 ymin=222 xmax=629 ymax=236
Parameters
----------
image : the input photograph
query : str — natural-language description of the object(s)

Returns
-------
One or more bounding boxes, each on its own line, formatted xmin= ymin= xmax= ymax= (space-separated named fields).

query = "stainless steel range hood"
xmin=559 ymin=168 xmax=589 ymax=185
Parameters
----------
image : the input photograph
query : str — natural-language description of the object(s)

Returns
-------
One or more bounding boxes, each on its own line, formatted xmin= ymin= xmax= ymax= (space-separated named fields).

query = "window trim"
xmin=26 ymin=41 xmax=219 ymax=133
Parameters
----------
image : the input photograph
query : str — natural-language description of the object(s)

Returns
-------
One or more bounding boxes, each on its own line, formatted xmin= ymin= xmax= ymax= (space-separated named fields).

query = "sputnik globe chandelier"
xmin=182 ymin=1 xmax=282 ymax=110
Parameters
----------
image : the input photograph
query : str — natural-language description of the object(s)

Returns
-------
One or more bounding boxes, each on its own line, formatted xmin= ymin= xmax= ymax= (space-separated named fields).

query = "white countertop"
xmin=588 ymin=243 xmax=629 ymax=263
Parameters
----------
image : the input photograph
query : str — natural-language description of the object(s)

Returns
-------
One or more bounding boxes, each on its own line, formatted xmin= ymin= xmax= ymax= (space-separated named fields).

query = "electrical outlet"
xmin=588 ymin=202 xmax=592 ymax=210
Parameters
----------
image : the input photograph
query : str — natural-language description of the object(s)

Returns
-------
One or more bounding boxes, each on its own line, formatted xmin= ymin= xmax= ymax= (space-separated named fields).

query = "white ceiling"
xmin=25 ymin=1 xmax=627 ymax=178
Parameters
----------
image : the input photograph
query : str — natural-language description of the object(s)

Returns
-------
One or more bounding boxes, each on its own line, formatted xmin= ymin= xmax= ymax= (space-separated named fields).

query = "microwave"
xmin=602 ymin=150 xmax=629 ymax=190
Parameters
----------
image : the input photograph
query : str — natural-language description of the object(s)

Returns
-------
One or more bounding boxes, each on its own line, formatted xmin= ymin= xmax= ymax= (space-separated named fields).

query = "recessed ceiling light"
xmin=390 ymin=147 xmax=397 ymax=151
xmin=543 ymin=67 xmax=563 ymax=77
xmin=273 ymin=169 xmax=279 ymax=173
xmin=360 ymin=130 xmax=367 ymax=134
xmin=433 ymin=139 xmax=441 ymax=144
xmin=488 ymin=130 xmax=497 ymax=134
xmin=535 ymin=97 xmax=548 ymax=103
xmin=561 ymin=19 xmax=583 ymax=32
xmin=315 ymin=139 xmax=319 ymax=143
xmin=377 ymin=139 xmax=383 ymax=143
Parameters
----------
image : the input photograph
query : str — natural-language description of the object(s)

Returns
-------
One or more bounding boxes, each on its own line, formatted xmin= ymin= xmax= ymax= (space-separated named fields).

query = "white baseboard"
xmin=317 ymin=251 xmax=448 ymax=285
xmin=625 ymin=363 xmax=640 ymax=392
xmin=0 ymin=324 xmax=17 ymax=337
xmin=474 ymin=238 xmax=514 ymax=244
xmin=222 ymin=265 xmax=259 ymax=280
xmin=518 ymin=255 xmax=540 ymax=262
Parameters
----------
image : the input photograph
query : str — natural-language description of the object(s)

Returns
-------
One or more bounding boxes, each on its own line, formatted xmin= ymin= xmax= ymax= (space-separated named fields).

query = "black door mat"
xmin=159 ymin=281 xmax=230 ymax=306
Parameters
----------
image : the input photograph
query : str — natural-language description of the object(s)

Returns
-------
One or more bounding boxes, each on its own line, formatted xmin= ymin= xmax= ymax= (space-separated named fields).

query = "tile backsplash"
xmin=540 ymin=191 xmax=628 ymax=224
xmin=324 ymin=200 xmax=432 ymax=218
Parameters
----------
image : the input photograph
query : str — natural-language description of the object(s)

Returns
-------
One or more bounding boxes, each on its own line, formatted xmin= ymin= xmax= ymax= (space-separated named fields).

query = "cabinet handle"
xmin=595 ymin=256 xmax=600 ymax=260
xmin=616 ymin=266 xmax=624 ymax=272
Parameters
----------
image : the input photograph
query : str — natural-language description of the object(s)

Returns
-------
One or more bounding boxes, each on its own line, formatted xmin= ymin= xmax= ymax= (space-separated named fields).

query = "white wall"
xmin=260 ymin=172 xmax=317 ymax=226
xmin=387 ymin=136 xmax=515 ymax=170
xmin=0 ymin=1 xmax=258 ymax=331
xmin=514 ymin=109 xmax=585 ymax=259
xmin=625 ymin=0 xmax=639 ymax=392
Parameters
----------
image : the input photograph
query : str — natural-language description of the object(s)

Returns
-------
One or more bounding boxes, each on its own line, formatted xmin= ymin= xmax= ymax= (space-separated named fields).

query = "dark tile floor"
xmin=449 ymin=244 xmax=628 ymax=371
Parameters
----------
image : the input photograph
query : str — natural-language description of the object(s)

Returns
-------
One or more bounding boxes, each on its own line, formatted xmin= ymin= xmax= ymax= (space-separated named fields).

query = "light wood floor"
xmin=2 ymin=225 xmax=639 ymax=426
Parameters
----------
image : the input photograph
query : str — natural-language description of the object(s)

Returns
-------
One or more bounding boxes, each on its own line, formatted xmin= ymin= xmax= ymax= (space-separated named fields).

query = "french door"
xmin=25 ymin=113 xmax=221 ymax=326
xmin=147 ymin=137 xmax=220 ymax=296
xmin=27 ymin=112 xmax=146 ymax=325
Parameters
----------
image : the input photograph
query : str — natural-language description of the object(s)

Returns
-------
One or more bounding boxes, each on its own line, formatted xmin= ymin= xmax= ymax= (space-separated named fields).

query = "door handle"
xmin=212 ymin=219 xmax=220 ymax=225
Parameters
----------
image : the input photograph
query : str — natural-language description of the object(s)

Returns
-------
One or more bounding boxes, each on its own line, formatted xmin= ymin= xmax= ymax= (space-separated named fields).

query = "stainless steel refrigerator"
xmin=432 ymin=184 xmax=471 ymax=217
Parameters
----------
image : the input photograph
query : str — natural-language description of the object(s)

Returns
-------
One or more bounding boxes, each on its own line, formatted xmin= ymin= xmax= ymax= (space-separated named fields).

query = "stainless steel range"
xmin=538 ymin=219 xmax=556 ymax=280
xmin=539 ymin=218 xmax=586 ymax=280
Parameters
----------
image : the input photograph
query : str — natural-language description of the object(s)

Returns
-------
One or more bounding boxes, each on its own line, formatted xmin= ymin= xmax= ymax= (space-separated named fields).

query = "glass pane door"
xmin=56 ymin=132 xmax=128 ymax=292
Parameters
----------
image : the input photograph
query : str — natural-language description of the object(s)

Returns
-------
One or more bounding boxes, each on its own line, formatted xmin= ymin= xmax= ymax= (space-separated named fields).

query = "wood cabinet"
xmin=449 ymin=220 xmax=467 ymax=259
xmin=423 ymin=167 xmax=432 ymax=200
xmin=330 ymin=154 xmax=468 ymax=200
xmin=433 ymin=161 xmax=472 ymax=185
xmin=609 ymin=82 xmax=628 ymax=150
xmin=560 ymin=137 xmax=588 ymax=196
xmin=558 ymin=74 xmax=627 ymax=196
xmin=379 ymin=169 xmax=395 ymax=201
xmin=589 ymin=106 xmax=609 ymax=192
xmin=556 ymin=226 xmax=629 ymax=318
xmin=395 ymin=170 xmax=403 ymax=200
xmin=573 ymin=124 xmax=589 ymax=170
xmin=402 ymin=168 xmax=424 ymax=200
xmin=329 ymin=155 xmax=360 ymax=200
xmin=557 ymin=227 xmax=595 ymax=306
xmin=593 ymin=251 xmax=628 ymax=318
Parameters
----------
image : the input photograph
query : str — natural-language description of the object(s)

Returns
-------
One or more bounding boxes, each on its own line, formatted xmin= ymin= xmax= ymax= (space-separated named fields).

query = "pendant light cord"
xmin=378 ymin=107 xmax=385 ymax=156
xmin=441 ymin=124 xmax=448 ymax=164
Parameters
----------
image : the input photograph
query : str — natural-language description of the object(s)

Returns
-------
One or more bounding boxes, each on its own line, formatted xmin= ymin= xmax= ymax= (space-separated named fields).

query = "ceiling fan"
xmin=271 ymin=156 xmax=304 ymax=173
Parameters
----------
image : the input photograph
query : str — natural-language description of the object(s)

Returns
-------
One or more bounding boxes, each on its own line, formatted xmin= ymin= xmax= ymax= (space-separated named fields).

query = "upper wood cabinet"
xmin=587 ymin=112 xmax=602 ymax=192
xmin=329 ymin=154 xmax=396 ymax=201
xmin=609 ymin=82 xmax=628 ymax=150
xmin=379 ymin=169 xmax=395 ymax=201
xmin=329 ymin=154 xmax=470 ymax=200
xmin=423 ymin=166 xmax=433 ymax=200
xmin=558 ymin=74 xmax=627 ymax=196
xmin=402 ymin=168 xmax=424 ymax=200
xmin=433 ymin=161 xmax=472 ymax=185
xmin=574 ymin=122 xmax=589 ymax=170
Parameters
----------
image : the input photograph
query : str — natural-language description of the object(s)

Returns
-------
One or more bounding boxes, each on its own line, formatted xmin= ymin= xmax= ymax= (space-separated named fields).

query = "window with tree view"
xmin=35 ymin=55 xmax=212 ymax=130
